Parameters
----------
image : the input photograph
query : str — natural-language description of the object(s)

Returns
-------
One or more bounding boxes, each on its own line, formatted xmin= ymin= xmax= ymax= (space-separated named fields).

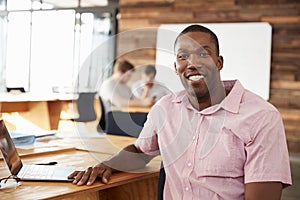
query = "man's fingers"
xmin=68 ymin=170 xmax=79 ymax=179
xmin=69 ymin=164 xmax=112 ymax=186
xmin=87 ymin=167 xmax=104 ymax=186
xmin=102 ymin=168 xmax=112 ymax=184
xmin=76 ymin=167 xmax=93 ymax=185
xmin=73 ymin=171 xmax=85 ymax=184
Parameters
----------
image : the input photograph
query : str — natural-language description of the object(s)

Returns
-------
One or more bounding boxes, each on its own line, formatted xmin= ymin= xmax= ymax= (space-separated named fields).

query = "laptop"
xmin=0 ymin=120 xmax=75 ymax=182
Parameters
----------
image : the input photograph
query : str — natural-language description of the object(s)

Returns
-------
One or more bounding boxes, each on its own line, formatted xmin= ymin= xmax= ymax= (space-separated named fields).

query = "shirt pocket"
xmin=195 ymin=128 xmax=245 ymax=178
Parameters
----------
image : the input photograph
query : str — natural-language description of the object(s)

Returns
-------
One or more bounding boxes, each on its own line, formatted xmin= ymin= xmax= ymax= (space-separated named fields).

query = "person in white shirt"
xmin=99 ymin=60 xmax=155 ymax=108
xmin=131 ymin=65 xmax=171 ymax=102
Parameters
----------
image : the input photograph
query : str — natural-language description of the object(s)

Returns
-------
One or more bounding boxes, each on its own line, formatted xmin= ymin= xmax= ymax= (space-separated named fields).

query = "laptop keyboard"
xmin=18 ymin=165 xmax=55 ymax=179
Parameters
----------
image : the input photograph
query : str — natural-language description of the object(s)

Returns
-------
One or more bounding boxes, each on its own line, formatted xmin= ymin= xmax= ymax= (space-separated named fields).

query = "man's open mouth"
xmin=187 ymin=74 xmax=205 ymax=81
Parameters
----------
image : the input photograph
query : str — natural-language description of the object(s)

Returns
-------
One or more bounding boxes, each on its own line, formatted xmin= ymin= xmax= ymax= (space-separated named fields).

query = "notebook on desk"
xmin=0 ymin=120 xmax=75 ymax=182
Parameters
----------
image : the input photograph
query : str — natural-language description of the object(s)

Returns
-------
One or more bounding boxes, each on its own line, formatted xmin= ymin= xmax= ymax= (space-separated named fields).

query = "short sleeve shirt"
xmin=131 ymin=80 xmax=171 ymax=101
xmin=99 ymin=77 xmax=133 ymax=108
xmin=135 ymin=80 xmax=292 ymax=200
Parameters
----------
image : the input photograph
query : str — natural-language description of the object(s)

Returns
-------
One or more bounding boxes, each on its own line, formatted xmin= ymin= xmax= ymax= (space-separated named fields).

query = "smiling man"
xmin=69 ymin=24 xmax=292 ymax=200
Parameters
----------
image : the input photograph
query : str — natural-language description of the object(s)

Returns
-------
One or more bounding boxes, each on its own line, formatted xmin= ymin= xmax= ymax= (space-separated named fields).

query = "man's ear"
xmin=174 ymin=62 xmax=178 ymax=74
xmin=217 ymin=56 xmax=224 ymax=70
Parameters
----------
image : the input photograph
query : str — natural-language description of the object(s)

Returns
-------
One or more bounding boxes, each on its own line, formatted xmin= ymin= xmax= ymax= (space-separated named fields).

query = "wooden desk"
xmin=0 ymin=135 xmax=161 ymax=200
xmin=111 ymin=106 xmax=151 ymax=113
xmin=0 ymin=92 xmax=77 ymax=130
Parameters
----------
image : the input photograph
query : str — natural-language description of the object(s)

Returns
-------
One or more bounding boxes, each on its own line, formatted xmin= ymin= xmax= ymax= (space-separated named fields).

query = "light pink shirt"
xmin=135 ymin=80 xmax=292 ymax=200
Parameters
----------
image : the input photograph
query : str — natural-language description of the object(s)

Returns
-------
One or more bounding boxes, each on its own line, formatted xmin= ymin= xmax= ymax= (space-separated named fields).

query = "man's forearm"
xmin=103 ymin=144 xmax=154 ymax=172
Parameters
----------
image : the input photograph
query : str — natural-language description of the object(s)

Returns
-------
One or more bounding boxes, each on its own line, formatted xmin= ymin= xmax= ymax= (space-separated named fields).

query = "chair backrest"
xmin=97 ymin=96 xmax=106 ymax=132
xmin=105 ymin=111 xmax=148 ymax=137
xmin=74 ymin=92 xmax=97 ymax=122
xmin=97 ymin=96 xmax=148 ymax=137
xmin=157 ymin=163 xmax=166 ymax=200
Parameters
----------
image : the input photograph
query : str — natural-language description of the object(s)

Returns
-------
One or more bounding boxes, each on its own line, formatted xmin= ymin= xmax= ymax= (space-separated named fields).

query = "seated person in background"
xmin=99 ymin=59 xmax=155 ymax=109
xmin=131 ymin=64 xmax=171 ymax=102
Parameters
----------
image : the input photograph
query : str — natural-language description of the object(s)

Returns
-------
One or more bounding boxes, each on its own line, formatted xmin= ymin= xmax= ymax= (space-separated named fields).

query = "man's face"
xmin=174 ymin=31 xmax=223 ymax=100
xmin=142 ymin=73 xmax=155 ymax=84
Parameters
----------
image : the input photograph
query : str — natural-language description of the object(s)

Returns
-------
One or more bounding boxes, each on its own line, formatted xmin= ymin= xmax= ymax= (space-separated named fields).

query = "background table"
xmin=0 ymin=92 xmax=77 ymax=130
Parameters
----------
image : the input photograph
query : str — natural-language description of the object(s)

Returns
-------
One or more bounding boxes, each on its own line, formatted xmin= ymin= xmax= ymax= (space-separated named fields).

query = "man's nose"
xmin=187 ymin=54 xmax=203 ymax=67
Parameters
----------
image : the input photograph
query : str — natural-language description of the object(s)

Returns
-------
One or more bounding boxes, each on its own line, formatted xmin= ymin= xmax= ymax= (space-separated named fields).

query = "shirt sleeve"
xmin=100 ymin=79 xmax=132 ymax=107
xmin=135 ymin=104 xmax=163 ymax=156
xmin=99 ymin=80 xmax=114 ymax=101
xmin=244 ymin=110 xmax=292 ymax=187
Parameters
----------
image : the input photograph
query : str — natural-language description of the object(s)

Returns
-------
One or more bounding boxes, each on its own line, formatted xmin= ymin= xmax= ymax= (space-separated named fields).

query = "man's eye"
xmin=178 ymin=54 xmax=189 ymax=60
xmin=199 ymin=52 xmax=209 ymax=57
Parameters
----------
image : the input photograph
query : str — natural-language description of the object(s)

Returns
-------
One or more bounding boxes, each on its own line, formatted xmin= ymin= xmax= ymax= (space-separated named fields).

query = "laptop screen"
xmin=0 ymin=120 xmax=23 ymax=175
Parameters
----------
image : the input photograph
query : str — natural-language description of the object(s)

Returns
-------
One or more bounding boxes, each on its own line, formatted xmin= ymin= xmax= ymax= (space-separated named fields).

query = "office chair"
xmin=97 ymin=96 xmax=106 ymax=133
xmin=105 ymin=111 xmax=147 ymax=137
xmin=97 ymin=96 xmax=148 ymax=137
xmin=72 ymin=92 xmax=97 ymax=122
xmin=157 ymin=163 xmax=166 ymax=200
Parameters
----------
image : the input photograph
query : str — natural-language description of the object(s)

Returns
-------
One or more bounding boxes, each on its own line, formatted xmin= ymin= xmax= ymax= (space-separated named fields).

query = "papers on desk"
xmin=8 ymin=130 xmax=57 ymax=147
xmin=33 ymin=130 xmax=57 ymax=138
xmin=9 ymin=131 xmax=35 ymax=146
xmin=56 ymin=131 xmax=105 ymax=138
xmin=16 ymin=141 xmax=62 ymax=150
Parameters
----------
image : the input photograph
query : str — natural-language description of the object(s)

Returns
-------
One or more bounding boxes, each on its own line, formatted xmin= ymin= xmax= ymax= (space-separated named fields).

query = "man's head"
xmin=142 ymin=65 xmax=156 ymax=86
xmin=174 ymin=24 xmax=220 ymax=56
xmin=174 ymin=24 xmax=224 ymax=104
xmin=113 ymin=59 xmax=135 ymax=83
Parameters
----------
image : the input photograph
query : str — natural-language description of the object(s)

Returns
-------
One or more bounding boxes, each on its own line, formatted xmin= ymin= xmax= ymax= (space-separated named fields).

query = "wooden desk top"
xmin=111 ymin=106 xmax=151 ymax=113
xmin=0 ymin=92 xmax=77 ymax=102
xmin=0 ymin=135 xmax=161 ymax=200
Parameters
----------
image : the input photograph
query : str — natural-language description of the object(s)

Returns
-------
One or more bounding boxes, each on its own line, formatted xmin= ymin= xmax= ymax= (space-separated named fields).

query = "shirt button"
xmin=192 ymin=136 xmax=196 ymax=140
xmin=187 ymin=162 xmax=192 ymax=167
xmin=185 ymin=187 xmax=189 ymax=192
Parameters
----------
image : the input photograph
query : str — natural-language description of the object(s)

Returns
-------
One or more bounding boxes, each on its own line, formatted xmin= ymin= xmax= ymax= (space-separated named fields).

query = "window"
xmin=0 ymin=0 xmax=117 ymax=93
xmin=5 ymin=11 xmax=31 ymax=91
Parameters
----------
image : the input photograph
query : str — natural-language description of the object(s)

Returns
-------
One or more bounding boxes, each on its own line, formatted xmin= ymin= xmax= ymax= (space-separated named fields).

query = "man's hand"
xmin=68 ymin=163 xmax=113 ymax=186
xmin=141 ymin=96 xmax=155 ymax=107
xmin=68 ymin=144 xmax=154 ymax=186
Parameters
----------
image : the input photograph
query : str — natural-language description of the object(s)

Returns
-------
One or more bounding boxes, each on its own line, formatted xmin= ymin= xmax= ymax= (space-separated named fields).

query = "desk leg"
xmin=47 ymin=101 xmax=63 ymax=130
xmin=2 ymin=100 xmax=65 ymax=130
xmin=18 ymin=101 xmax=51 ymax=130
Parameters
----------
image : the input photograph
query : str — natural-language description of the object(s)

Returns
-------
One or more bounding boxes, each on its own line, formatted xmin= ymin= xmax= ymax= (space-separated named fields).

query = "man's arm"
xmin=128 ymin=97 xmax=155 ymax=107
xmin=68 ymin=144 xmax=155 ymax=186
xmin=245 ymin=182 xmax=283 ymax=200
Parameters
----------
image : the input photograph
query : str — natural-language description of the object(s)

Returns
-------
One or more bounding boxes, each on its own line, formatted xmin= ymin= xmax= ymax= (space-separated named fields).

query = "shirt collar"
xmin=171 ymin=80 xmax=244 ymax=114
xmin=219 ymin=80 xmax=244 ymax=114
xmin=171 ymin=90 xmax=186 ymax=104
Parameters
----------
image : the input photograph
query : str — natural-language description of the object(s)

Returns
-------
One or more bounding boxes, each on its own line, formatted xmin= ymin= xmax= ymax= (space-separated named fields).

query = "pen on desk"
xmin=35 ymin=161 xmax=58 ymax=165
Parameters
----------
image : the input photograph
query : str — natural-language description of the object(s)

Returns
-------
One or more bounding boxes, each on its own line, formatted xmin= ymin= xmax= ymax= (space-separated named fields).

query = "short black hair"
xmin=174 ymin=24 xmax=220 ymax=56
xmin=114 ymin=59 xmax=135 ymax=73
xmin=144 ymin=65 xmax=156 ymax=76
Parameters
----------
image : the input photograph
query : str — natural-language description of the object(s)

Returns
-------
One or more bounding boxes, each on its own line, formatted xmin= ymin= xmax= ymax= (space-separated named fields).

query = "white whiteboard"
xmin=155 ymin=22 xmax=272 ymax=100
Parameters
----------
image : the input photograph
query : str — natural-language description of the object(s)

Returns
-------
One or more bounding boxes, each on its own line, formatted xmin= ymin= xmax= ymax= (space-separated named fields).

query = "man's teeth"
xmin=188 ymin=75 xmax=204 ymax=81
